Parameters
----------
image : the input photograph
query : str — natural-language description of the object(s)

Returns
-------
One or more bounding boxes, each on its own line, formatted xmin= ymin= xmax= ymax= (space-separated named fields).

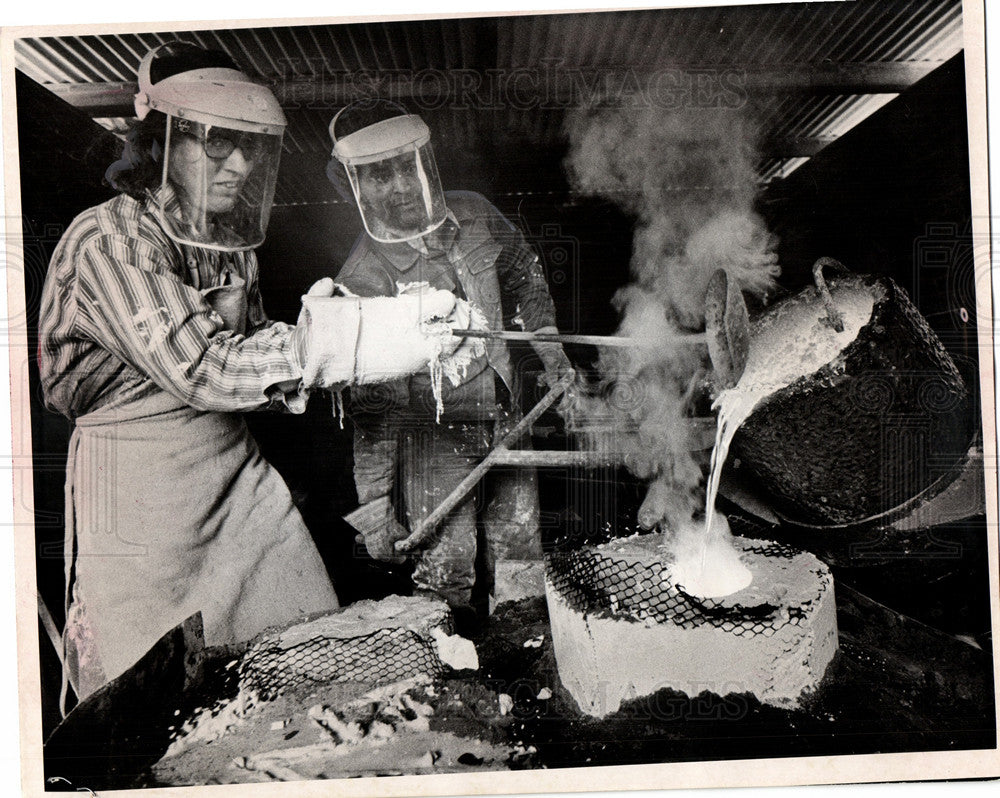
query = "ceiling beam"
xmin=37 ymin=60 xmax=934 ymax=118
xmin=33 ymin=86 xmax=840 ymax=159
xmin=763 ymin=135 xmax=837 ymax=158
xmin=44 ymin=80 xmax=136 ymax=117
xmin=739 ymin=61 xmax=934 ymax=93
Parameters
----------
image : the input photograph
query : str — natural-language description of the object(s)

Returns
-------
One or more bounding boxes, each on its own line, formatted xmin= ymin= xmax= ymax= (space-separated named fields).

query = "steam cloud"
xmin=563 ymin=101 xmax=780 ymax=534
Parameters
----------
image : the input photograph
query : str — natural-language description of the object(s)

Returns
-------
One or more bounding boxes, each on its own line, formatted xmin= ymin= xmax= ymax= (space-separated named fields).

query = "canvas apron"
xmin=61 ymin=280 xmax=338 ymax=708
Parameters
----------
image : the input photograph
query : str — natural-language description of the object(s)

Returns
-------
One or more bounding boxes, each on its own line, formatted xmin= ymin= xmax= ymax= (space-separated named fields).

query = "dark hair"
xmin=105 ymin=42 xmax=239 ymax=198
xmin=147 ymin=41 xmax=237 ymax=84
xmin=327 ymin=99 xmax=411 ymax=200
xmin=104 ymin=110 xmax=167 ymax=198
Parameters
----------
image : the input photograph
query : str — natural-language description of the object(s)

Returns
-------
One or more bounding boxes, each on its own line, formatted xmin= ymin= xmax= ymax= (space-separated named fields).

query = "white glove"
xmin=435 ymin=297 xmax=488 ymax=387
xmin=305 ymin=277 xmax=337 ymax=298
xmin=447 ymin=297 xmax=473 ymax=331
xmin=269 ymin=278 xmax=340 ymax=412
xmin=355 ymin=289 xmax=460 ymax=383
xmin=297 ymin=287 xmax=458 ymax=388
xmin=292 ymin=278 xmax=337 ymax=362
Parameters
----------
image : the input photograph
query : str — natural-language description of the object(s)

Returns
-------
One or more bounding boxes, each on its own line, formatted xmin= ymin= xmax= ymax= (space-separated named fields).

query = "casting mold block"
xmin=545 ymin=535 xmax=838 ymax=717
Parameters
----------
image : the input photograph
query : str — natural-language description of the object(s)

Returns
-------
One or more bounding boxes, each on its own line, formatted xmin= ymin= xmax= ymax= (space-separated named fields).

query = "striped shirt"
xmin=39 ymin=187 xmax=303 ymax=420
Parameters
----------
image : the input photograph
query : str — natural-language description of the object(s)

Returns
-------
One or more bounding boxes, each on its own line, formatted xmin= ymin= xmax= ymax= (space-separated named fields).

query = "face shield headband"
xmin=332 ymin=115 xmax=447 ymax=243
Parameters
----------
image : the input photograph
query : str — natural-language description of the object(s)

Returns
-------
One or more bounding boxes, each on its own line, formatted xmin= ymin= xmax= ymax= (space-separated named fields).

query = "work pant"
xmin=353 ymin=409 xmax=542 ymax=619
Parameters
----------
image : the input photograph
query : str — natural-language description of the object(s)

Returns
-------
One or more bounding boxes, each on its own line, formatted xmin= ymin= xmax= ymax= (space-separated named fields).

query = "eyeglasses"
xmin=172 ymin=118 xmax=268 ymax=162
xmin=203 ymin=132 xmax=267 ymax=161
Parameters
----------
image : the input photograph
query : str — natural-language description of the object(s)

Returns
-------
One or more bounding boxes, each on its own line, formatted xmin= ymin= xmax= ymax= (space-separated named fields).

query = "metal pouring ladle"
xmin=704 ymin=258 xmax=855 ymax=388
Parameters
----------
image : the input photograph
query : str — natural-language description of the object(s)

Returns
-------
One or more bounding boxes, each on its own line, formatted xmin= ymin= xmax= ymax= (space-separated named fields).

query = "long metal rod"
xmin=488 ymin=450 xmax=626 ymax=467
xmin=451 ymin=329 xmax=707 ymax=347
xmin=394 ymin=372 xmax=575 ymax=554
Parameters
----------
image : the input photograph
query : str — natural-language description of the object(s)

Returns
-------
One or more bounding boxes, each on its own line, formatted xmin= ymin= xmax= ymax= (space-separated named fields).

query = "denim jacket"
xmin=336 ymin=191 xmax=558 ymax=409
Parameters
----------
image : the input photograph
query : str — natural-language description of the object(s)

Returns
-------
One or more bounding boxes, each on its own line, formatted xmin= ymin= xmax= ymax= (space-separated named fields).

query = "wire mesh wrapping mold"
xmin=238 ymin=595 xmax=454 ymax=701
xmin=544 ymin=533 xmax=839 ymax=716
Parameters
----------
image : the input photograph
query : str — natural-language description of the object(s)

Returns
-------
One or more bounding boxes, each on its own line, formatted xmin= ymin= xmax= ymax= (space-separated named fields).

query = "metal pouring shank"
xmin=725 ymin=259 xmax=972 ymax=527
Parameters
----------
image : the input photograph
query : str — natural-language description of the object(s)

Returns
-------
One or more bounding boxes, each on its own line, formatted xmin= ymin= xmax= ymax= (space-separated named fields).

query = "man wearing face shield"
xmin=330 ymin=100 xmax=573 ymax=634
xmin=38 ymin=44 xmax=458 ymax=709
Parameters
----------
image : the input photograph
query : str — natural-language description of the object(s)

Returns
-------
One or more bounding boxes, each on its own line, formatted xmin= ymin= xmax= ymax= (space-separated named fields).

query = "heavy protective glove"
xmin=344 ymin=495 xmax=409 ymax=564
xmin=295 ymin=285 xmax=458 ymax=388
xmin=269 ymin=278 xmax=339 ymax=413
xmin=529 ymin=325 xmax=575 ymax=417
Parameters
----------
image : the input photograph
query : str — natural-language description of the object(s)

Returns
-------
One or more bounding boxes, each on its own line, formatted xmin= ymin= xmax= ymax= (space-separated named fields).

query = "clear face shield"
xmin=158 ymin=116 xmax=282 ymax=251
xmin=334 ymin=116 xmax=447 ymax=243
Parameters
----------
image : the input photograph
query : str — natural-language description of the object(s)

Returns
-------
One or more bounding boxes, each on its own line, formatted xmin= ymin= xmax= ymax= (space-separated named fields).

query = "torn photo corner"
xmin=1 ymin=1 xmax=997 ymax=796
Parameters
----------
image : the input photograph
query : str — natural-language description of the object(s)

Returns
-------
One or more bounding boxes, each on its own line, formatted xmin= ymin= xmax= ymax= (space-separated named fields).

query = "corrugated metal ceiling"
xmin=499 ymin=1 xmax=960 ymax=67
xmin=13 ymin=1 xmax=964 ymax=202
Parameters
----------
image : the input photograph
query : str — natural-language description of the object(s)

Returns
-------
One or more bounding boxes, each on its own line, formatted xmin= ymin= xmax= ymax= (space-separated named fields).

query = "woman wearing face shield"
xmin=38 ymin=43 xmax=457 ymax=710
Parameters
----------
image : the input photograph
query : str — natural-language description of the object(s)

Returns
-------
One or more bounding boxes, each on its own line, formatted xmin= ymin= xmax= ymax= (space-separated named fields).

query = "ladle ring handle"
xmin=812 ymin=257 xmax=851 ymax=332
